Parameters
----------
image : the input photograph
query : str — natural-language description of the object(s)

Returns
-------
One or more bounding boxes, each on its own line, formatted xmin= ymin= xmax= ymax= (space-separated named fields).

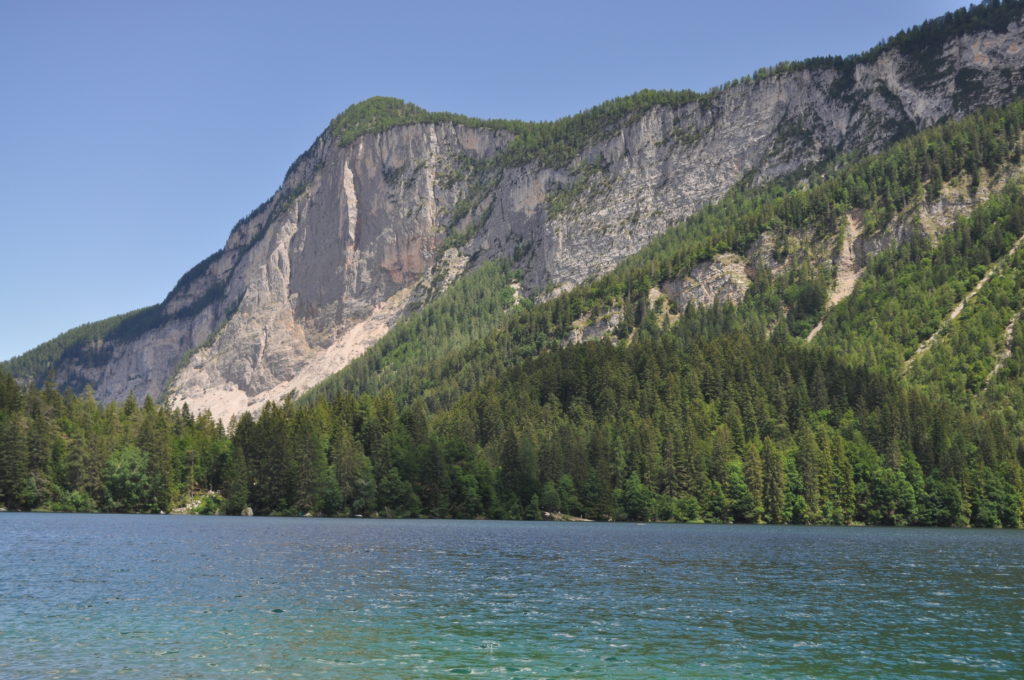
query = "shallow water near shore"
xmin=1 ymin=514 xmax=1021 ymax=678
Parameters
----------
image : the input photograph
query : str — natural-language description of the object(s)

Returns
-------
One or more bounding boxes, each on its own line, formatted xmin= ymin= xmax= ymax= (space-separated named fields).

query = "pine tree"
xmin=138 ymin=396 xmax=174 ymax=511
xmin=331 ymin=422 xmax=376 ymax=514
xmin=222 ymin=445 xmax=250 ymax=515
xmin=762 ymin=438 xmax=788 ymax=524
xmin=0 ymin=412 xmax=32 ymax=509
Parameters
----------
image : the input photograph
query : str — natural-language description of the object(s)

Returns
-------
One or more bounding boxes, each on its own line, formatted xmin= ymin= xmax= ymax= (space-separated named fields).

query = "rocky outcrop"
xmin=564 ymin=306 xmax=625 ymax=346
xmin=24 ymin=16 xmax=1024 ymax=421
xmin=664 ymin=254 xmax=753 ymax=311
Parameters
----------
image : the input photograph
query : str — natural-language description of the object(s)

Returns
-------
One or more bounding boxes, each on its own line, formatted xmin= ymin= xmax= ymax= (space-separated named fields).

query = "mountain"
xmin=5 ymin=3 xmax=1024 ymax=524
xmin=6 ymin=2 xmax=1024 ymax=424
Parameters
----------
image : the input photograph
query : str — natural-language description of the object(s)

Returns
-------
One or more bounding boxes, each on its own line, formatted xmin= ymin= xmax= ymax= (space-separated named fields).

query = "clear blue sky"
xmin=0 ymin=0 xmax=968 ymax=361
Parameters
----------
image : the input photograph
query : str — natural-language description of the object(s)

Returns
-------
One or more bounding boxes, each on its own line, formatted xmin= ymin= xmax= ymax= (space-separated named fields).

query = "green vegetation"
xmin=0 ymin=374 xmax=230 ymax=514
xmin=5 ymin=1 xmax=1024 ymax=524
xmin=2 ymin=307 xmax=157 ymax=389
xmin=306 ymin=260 xmax=520 ymax=403
xmin=328 ymin=97 xmax=523 ymax=148
xmin=5 ymin=97 xmax=1024 ymax=526
xmin=3 ymin=320 xmax=1020 ymax=525
xmin=324 ymin=91 xmax=706 ymax=171
xmin=815 ymin=184 xmax=1024 ymax=375
xmin=305 ymin=101 xmax=1024 ymax=413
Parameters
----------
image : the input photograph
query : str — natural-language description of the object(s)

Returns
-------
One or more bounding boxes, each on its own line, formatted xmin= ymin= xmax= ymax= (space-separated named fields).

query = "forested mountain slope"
xmin=310 ymin=100 xmax=1024 ymax=408
xmin=5 ymin=1 xmax=1024 ymax=424
xmin=4 ymin=89 xmax=1024 ymax=526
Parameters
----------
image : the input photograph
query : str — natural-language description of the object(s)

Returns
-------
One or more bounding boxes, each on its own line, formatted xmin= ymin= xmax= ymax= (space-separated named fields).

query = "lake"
xmin=0 ymin=515 xmax=1020 ymax=678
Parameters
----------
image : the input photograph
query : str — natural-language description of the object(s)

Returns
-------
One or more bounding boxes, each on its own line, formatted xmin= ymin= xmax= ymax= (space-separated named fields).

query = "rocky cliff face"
xmin=79 ymin=124 xmax=513 ymax=420
xmin=478 ymin=22 xmax=1024 ymax=296
xmin=30 ymin=18 xmax=1024 ymax=421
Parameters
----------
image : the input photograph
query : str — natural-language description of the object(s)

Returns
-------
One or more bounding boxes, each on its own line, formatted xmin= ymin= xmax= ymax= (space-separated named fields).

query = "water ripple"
xmin=0 ymin=516 xmax=1021 ymax=679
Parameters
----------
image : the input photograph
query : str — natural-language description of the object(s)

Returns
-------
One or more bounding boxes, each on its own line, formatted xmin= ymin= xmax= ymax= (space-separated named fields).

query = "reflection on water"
xmin=1 ymin=515 xmax=1021 ymax=678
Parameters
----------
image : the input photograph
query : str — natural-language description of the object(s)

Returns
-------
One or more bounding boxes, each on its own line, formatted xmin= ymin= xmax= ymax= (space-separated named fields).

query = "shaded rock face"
xmin=44 ymin=20 xmax=1024 ymax=420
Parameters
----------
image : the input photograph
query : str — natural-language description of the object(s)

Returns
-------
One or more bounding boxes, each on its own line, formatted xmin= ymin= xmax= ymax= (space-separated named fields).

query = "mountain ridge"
xmin=304 ymin=99 xmax=1024 ymax=408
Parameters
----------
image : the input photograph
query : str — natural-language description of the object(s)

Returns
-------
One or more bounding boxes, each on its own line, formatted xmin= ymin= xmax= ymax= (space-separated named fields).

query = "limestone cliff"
xmin=12 ymin=13 xmax=1024 ymax=421
xmin=486 ymin=22 xmax=1024 ymax=296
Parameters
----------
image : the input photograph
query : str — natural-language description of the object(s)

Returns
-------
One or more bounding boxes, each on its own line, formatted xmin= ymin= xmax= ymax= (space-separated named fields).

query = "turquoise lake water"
xmin=0 ymin=515 xmax=1021 ymax=679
